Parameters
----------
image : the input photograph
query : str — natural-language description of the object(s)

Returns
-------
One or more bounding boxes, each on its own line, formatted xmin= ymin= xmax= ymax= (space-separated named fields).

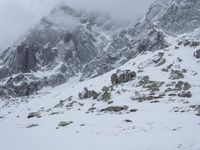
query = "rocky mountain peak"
xmin=147 ymin=0 xmax=200 ymax=34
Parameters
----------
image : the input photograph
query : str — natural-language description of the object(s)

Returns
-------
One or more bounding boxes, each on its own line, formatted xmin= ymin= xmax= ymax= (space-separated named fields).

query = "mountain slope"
xmin=0 ymin=5 xmax=127 ymax=98
xmin=0 ymin=0 xmax=200 ymax=150
xmin=0 ymin=32 xmax=200 ymax=150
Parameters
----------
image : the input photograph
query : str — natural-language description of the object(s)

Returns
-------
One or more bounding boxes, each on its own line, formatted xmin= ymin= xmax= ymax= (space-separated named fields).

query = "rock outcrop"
xmin=111 ymin=70 xmax=136 ymax=85
xmin=79 ymin=88 xmax=99 ymax=100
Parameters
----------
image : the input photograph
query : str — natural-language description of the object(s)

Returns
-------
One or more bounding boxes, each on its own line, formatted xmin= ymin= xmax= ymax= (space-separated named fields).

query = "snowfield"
xmin=0 ymin=34 xmax=200 ymax=150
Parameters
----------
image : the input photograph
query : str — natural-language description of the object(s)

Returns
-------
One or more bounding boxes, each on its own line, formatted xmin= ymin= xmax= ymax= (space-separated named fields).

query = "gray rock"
xmin=170 ymin=70 xmax=185 ymax=80
xmin=54 ymin=100 xmax=66 ymax=108
xmin=175 ymin=81 xmax=191 ymax=91
xmin=111 ymin=70 xmax=136 ymax=85
xmin=124 ymin=119 xmax=133 ymax=123
xmin=178 ymin=91 xmax=192 ymax=98
xmin=6 ymin=74 xmax=42 ymax=97
xmin=15 ymin=44 xmax=38 ymax=73
xmin=58 ymin=121 xmax=73 ymax=127
xmin=79 ymin=87 xmax=99 ymax=100
xmin=27 ymin=124 xmax=38 ymax=128
xmin=0 ymin=66 xmax=12 ymax=80
xmin=101 ymin=91 xmax=111 ymax=101
xmin=27 ymin=112 xmax=40 ymax=119
xmin=45 ymin=73 xmax=67 ymax=87
xmin=157 ymin=0 xmax=200 ymax=34
xmin=100 ymin=105 xmax=129 ymax=113
xmin=194 ymin=49 xmax=200 ymax=59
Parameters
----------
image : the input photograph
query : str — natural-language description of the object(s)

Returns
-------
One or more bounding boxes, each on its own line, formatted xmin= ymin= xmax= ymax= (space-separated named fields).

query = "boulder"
xmin=170 ymin=70 xmax=185 ymax=80
xmin=27 ymin=112 xmax=40 ymax=119
xmin=100 ymin=105 xmax=129 ymax=113
xmin=101 ymin=91 xmax=111 ymax=101
xmin=79 ymin=87 xmax=99 ymax=100
xmin=178 ymin=91 xmax=192 ymax=98
xmin=194 ymin=49 xmax=200 ymax=59
xmin=111 ymin=69 xmax=136 ymax=85
xmin=58 ymin=121 xmax=73 ymax=127
xmin=175 ymin=81 xmax=191 ymax=90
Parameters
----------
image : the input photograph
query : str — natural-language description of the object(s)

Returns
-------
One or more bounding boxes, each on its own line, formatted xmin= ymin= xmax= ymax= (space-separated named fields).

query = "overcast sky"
xmin=0 ymin=0 xmax=154 ymax=51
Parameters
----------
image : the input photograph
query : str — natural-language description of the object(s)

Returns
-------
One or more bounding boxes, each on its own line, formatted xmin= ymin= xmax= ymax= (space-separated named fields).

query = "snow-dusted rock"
xmin=111 ymin=70 xmax=136 ymax=85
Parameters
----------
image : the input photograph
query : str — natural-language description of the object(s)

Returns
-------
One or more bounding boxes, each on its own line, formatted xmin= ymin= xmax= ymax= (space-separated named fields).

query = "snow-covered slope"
xmin=0 ymin=0 xmax=200 ymax=149
xmin=0 ymin=32 xmax=200 ymax=150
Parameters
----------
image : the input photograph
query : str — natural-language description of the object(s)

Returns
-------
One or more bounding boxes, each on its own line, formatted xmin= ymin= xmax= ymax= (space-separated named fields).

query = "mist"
xmin=0 ymin=0 xmax=154 ymax=51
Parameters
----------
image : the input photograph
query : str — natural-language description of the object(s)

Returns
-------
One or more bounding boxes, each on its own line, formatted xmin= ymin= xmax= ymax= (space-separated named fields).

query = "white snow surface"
xmin=0 ymin=35 xmax=200 ymax=150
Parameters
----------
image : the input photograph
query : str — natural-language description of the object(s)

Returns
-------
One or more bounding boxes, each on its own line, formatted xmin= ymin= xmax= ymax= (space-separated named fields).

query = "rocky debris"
xmin=194 ymin=49 xmax=200 ymax=59
xmin=66 ymin=101 xmax=84 ymax=109
xmin=169 ymin=69 xmax=186 ymax=80
xmin=150 ymin=100 xmax=160 ymax=103
xmin=136 ymin=76 xmax=164 ymax=92
xmin=86 ymin=107 xmax=97 ymax=113
xmin=54 ymin=100 xmax=66 ymax=108
xmin=137 ymin=76 xmax=150 ymax=86
xmin=178 ymin=40 xmax=200 ymax=47
xmin=27 ymin=112 xmax=40 ymax=119
xmin=144 ymin=81 xmax=164 ymax=92
xmin=100 ymin=105 xmax=128 ymax=113
xmin=58 ymin=121 xmax=73 ymax=127
xmin=79 ymin=86 xmax=112 ymax=101
xmin=111 ymin=70 xmax=136 ymax=85
xmin=178 ymin=91 xmax=192 ymax=98
xmin=132 ymin=94 xmax=164 ymax=102
xmin=175 ymin=81 xmax=191 ymax=91
xmin=79 ymin=87 xmax=99 ymax=100
xmin=26 ymin=124 xmax=38 ymax=128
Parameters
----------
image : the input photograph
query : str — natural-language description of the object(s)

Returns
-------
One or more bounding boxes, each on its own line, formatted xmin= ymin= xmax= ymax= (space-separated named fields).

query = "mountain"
xmin=0 ymin=5 xmax=126 ymax=98
xmin=0 ymin=0 xmax=200 ymax=150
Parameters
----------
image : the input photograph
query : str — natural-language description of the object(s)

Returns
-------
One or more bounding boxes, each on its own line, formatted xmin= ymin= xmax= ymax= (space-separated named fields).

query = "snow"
xmin=0 ymin=34 xmax=200 ymax=150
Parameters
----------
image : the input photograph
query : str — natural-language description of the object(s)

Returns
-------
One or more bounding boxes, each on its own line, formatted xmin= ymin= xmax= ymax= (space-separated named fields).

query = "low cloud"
xmin=0 ymin=0 xmax=154 ymax=51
